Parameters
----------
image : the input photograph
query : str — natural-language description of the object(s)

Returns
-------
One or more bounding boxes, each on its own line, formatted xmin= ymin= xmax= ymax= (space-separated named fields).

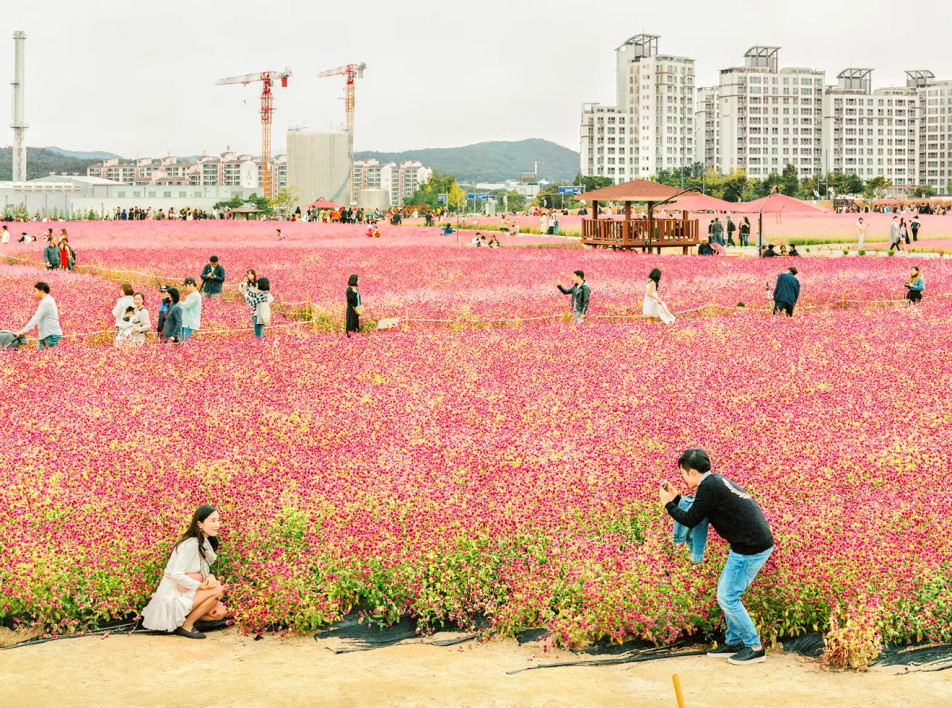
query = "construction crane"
xmin=318 ymin=63 xmax=366 ymax=205
xmin=216 ymin=68 xmax=291 ymax=200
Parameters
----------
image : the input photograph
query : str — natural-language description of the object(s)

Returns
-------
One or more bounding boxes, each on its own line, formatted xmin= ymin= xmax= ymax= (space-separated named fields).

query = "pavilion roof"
xmin=576 ymin=179 xmax=684 ymax=203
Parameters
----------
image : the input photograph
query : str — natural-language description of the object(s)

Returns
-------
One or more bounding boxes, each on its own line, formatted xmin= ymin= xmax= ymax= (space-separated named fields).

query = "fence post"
xmin=842 ymin=291 xmax=845 ymax=308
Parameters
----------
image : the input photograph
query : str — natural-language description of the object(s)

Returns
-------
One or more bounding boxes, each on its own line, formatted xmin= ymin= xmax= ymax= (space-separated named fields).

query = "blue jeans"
xmin=38 ymin=334 xmax=61 ymax=350
xmin=253 ymin=316 xmax=264 ymax=339
xmin=181 ymin=327 xmax=194 ymax=341
xmin=717 ymin=547 xmax=773 ymax=648
xmin=672 ymin=496 xmax=709 ymax=563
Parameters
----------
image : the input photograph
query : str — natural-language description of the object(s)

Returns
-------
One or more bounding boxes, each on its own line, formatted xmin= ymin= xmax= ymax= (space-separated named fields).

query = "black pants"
xmin=906 ymin=290 xmax=922 ymax=304
xmin=773 ymin=301 xmax=794 ymax=317
xmin=911 ymin=228 xmax=919 ymax=241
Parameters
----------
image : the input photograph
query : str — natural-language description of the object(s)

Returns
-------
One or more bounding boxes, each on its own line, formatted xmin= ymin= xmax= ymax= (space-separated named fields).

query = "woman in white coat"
xmin=141 ymin=505 xmax=228 ymax=639
xmin=643 ymin=268 xmax=676 ymax=325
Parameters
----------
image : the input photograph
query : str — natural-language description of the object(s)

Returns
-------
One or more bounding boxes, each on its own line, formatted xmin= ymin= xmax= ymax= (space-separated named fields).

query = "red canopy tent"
xmin=661 ymin=194 xmax=737 ymax=212
xmin=304 ymin=199 xmax=342 ymax=209
xmin=734 ymin=194 xmax=827 ymax=214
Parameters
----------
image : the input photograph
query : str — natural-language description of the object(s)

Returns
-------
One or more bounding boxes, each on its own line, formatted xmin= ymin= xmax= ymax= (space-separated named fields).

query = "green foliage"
xmin=2 ymin=203 xmax=29 ymax=220
xmin=356 ymin=139 xmax=579 ymax=183
xmin=213 ymin=193 xmax=273 ymax=215
xmin=0 ymin=147 xmax=104 ymax=181
xmin=270 ymin=186 xmax=300 ymax=216
xmin=494 ymin=189 xmax=526 ymax=212
xmin=864 ymin=176 xmax=892 ymax=200
xmin=909 ymin=184 xmax=935 ymax=198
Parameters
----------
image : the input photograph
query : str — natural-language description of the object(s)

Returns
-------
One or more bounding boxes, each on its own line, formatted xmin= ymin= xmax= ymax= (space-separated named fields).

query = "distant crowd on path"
xmin=837 ymin=202 xmax=949 ymax=215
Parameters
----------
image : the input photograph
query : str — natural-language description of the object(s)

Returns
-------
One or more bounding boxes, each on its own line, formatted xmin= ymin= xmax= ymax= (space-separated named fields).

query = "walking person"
xmin=556 ymin=270 xmax=591 ymax=324
xmin=904 ymin=266 xmax=924 ymax=304
xmin=771 ymin=266 xmax=800 ymax=317
xmin=43 ymin=237 xmax=61 ymax=270
xmin=739 ymin=217 xmax=750 ymax=248
xmin=140 ymin=505 xmax=229 ymax=639
xmin=59 ymin=236 xmax=75 ymax=271
xmin=899 ymin=218 xmax=910 ymax=246
xmin=13 ymin=281 xmax=63 ymax=350
xmin=180 ymin=277 xmax=202 ymax=341
xmin=239 ymin=276 xmax=273 ymax=338
xmin=643 ymin=268 xmax=676 ymax=324
xmin=346 ymin=274 xmax=363 ymax=338
xmin=112 ymin=283 xmax=135 ymax=333
xmin=855 ymin=217 xmax=866 ymax=252
xmin=200 ymin=256 xmax=225 ymax=299
xmin=889 ymin=216 xmax=902 ymax=252
xmin=710 ymin=218 xmax=724 ymax=246
xmin=910 ymin=215 xmax=921 ymax=242
xmin=660 ymin=448 xmax=774 ymax=666
xmin=162 ymin=287 xmax=183 ymax=343
xmin=726 ymin=216 xmax=737 ymax=247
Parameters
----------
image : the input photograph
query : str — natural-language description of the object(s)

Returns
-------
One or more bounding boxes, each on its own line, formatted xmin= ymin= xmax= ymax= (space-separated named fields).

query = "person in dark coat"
xmin=43 ymin=238 xmax=61 ymax=270
xmin=346 ymin=274 xmax=361 ymax=338
xmin=698 ymin=240 xmax=718 ymax=256
xmin=557 ymin=269 xmax=591 ymax=324
xmin=772 ymin=267 xmax=800 ymax=316
xmin=162 ymin=287 xmax=184 ymax=342
xmin=200 ymin=256 xmax=226 ymax=298
xmin=156 ymin=286 xmax=172 ymax=335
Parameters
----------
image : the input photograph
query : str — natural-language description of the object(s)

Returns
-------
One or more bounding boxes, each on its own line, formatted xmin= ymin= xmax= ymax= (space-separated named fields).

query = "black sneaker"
xmin=728 ymin=646 xmax=766 ymax=665
xmin=707 ymin=642 xmax=744 ymax=658
xmin=174 ymin=626 xmax=206 ymax=639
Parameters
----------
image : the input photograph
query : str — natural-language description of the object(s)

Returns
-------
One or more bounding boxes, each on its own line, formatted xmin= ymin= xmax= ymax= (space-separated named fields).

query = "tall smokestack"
xmin=11 ymin=31 xmax=27 ymax=182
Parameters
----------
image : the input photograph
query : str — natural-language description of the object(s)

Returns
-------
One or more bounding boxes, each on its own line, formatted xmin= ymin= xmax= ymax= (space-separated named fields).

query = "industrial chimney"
xmin=11 ymin=31 xmax=27 ymax=182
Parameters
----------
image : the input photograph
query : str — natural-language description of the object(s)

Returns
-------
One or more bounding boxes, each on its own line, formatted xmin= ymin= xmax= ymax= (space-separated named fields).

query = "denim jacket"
xmin=672 ymin=495 xmax=709 ymax=562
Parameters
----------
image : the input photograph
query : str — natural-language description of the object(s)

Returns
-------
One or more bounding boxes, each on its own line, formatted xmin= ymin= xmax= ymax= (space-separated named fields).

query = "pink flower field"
xmin=1 ymin=222 xmax=950 ymax=651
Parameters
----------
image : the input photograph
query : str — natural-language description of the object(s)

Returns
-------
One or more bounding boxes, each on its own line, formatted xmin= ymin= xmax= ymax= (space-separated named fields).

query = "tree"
xmin=864 ymin=176 xmax=892 ymax=200
xmin=448 ymin=184 xmax=467 ymax=214
xmin=574 ymin=173 xmax=614 ymax=192
xmin=494 ymin=189 xmax=526 ymax=212
xmin=270 ymin=186 xmax=300 ymax=216
xmin=213 ymin=192 xmax=273 ymax=215
xmin=909 ymin=184 xmax=935 ymax=198
xmin=780 ymin=164 xmax=800 ymax=197
xmin=721 ymin=169 xmax=754 ymax=203
xmin=406 ymin=170 xmax=461 ymax=211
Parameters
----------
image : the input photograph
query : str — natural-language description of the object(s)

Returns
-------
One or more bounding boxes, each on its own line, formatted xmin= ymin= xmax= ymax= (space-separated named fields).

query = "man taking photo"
xmin=660 ymin=448 xmax=774 ymax=666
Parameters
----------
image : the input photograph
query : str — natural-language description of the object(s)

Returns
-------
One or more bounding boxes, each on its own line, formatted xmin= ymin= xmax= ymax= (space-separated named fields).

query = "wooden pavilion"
xmin=577 ymin=179 xmax=700 ymax=253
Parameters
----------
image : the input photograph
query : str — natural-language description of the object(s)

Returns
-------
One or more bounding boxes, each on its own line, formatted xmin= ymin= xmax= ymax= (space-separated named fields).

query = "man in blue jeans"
xmin=14 ymin=281 xmax=63 ymax=350
xmin=660 ymin=448 xmax=774 ymax=665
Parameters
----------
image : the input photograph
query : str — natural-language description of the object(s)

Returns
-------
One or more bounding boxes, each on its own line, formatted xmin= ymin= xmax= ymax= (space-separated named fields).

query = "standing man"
xmin=855 ymin=217 xmax=866 ymax=252
xmin=180 ymin=277 xmax=202 ymax=341
xmin=43 ymin=236 xmax=61 ymax=270
xmin=556 ymin=270 xmax=591 ymax=324
xmin=889 ymin=216 xmax=901 ymax=251
xmin=910 ymin=214 xmax=921 ymax=242
xmin=660 ymin=448 xmax=774 ymax=666
xmin=200 ymin=255 xmax=226 ymax=299
xmin=771 ymin=266 xmax=800 ymax=317
xmin=725 ymin=216 xmax=737 ymax=247
xmin=14 ymin=282 xmax=63 ymax=350
xmin=710 ymin=218 xmax=724 ymax=246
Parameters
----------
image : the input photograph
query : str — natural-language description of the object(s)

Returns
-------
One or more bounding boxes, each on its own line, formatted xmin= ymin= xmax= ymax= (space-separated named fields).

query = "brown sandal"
xmin=175 ymin=626 xmax=206 ymax=639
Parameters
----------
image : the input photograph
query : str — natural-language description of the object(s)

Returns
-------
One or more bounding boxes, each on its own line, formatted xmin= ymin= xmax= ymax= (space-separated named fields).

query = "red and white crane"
xmin=216 ymin=68 xmax=291 ymax=200
xmin=318 ymin=62 xmax=366 ymax=205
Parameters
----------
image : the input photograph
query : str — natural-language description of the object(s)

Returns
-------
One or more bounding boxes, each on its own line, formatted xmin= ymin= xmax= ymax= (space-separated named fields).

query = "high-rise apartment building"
xmin=822 ymin=69 xmax=919 ymax=189
xmin=353 ymin=159 xmax=433 ymax=207
xmin=695 ymin=86 xmax=719 ymax=170
xmin=580 ymin=34 xmax=695 ymax=183
xmin=908 ymin=70 xmax=952 ymax=191
xmin=86 ymin=152 xmax=285 ymax=190
xmin=717 ymin=47 xmax=825 ymax=180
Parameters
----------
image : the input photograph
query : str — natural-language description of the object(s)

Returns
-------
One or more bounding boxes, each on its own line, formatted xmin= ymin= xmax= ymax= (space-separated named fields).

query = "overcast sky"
xmin=3 ymin=0 xmax=951 ymax=158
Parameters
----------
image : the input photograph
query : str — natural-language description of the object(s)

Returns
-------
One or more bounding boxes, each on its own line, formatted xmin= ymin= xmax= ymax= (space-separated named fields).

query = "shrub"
xmin=821 ymin=598 xmax=884 ymax=671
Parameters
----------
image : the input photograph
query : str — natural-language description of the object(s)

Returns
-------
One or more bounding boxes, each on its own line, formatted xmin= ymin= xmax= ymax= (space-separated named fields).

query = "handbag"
xmin=353 ymin=290 xmax=364 ymax=316
xmin=176 ymin=572 xmax=204 ymax=593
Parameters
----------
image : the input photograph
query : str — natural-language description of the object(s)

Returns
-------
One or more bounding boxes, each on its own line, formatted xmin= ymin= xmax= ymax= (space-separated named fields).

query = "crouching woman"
xmin=141 ymin=505 xmax=229 ymax=639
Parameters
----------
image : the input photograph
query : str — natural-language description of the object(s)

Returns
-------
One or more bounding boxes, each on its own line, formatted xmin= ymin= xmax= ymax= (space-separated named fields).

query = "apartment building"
xmin=581 ymin=34 xmax=695 ymax=183
xmin=717 ymin=47 xmax=825 ymax=180
xmin=86 ymin=152 xmax=287 ymax=191
xmin=695 ymin=86 xmax=719 ymax=170
xmin=822 ymin=69 xmax=919 ymax=190
xmin=908 ymin=71 xmax=952 ymax=191
xmin=353 ymin=159 xmax=433 ymax=207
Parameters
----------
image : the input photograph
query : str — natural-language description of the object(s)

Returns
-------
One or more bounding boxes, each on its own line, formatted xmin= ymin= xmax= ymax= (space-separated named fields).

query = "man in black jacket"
xmin=772 ymin=267 xmax=800 ymax=316
xmin=557 ymin=270 xmax=591 ymax=324
xmin=661 ymin=448 xmax=774 ymax=666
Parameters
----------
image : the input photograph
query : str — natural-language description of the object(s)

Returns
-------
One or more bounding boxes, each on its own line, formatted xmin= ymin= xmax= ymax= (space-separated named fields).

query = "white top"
xmin=23 ymin=294 xmax=63 ymax=339
xmin=161 ymin=537 xmax=217 ymax=592
xmin=643 ymin=281 xmax=660 ymax=318
xmin=112 ymin=295 xmax=135 ymax=327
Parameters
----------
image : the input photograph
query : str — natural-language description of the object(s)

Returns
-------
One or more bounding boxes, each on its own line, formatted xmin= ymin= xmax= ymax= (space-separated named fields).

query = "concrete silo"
xmin=286 ymin=129 xmax=351 ymax=206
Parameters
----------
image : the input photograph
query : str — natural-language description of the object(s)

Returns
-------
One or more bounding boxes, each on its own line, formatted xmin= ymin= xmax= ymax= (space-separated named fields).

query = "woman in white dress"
xmin=141 ymin=505 xmax=228 ymax=639
xmin=643 ymin=268 xmax=676 ymax=325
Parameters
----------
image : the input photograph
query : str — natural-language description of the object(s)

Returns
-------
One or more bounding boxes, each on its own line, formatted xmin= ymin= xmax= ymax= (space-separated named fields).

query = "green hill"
xmin=355 ymin=139 xmax=579 ymax=183
xmin=0 ymin=147 xmax=102 ymax=181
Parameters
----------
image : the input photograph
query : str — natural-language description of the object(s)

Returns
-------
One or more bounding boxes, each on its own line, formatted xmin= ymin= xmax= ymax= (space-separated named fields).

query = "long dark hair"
xmin=348 ymin=274 xmax=359 ymax=287
xmin=648 ymin=268 xmax=661 ymax=289
xmin=246 ymin=269 xmax=257 ymax=285
xmin=174 ymin=505 xmax=219 ymax=567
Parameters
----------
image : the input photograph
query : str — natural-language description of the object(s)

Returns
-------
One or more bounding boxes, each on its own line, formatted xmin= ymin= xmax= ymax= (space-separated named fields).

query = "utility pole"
xmin=11 ymin=31 xmax=27 ymax=182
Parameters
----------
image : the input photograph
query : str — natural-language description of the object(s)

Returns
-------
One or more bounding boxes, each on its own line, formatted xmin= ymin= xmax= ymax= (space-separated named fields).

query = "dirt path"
xmin=2 ymin=628 xmax=948 ymax=707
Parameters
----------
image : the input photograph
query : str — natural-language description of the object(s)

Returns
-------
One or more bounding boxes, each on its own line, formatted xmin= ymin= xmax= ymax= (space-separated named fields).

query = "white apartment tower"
xmin=718 ymin=47 xmax=824 ymax=179
xmin=907 ymin=70 xmax=952 ymax=191
xmin=695 ymin=86 xmax=719 ymax=170
xmin=822 ymin=69 xmax=919 ymax=191
xmin=580 ymin=34 xmax=695 ymax=183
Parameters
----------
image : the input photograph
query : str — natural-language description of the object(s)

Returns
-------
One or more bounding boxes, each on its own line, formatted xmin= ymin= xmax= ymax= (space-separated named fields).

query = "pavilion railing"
xmin=582 ymin=218 xmax=699 ymax=247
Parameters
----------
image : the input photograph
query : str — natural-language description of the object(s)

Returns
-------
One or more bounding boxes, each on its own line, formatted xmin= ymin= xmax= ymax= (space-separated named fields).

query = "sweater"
xmin=112 ymin=295 xmax=135 ymax=327
xmin=665 ymin=473 xmax=774 ymax=555
xmin=181 ymin=291 xmax=202 ymax=330
xmin=162 ymin=537 xmax=217 ymax=591
xmin=200 ymin=264 xmax=226 ymax=295
xmin=22 ymin=295 xmax=63 ymax=339
xmin=773 ymin=272 xmax=800 ymax=306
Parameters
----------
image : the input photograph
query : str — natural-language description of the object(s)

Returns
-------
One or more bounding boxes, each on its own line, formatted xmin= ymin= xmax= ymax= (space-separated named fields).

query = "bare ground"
xmin=1 ymin=627 xmax=947 ymax=707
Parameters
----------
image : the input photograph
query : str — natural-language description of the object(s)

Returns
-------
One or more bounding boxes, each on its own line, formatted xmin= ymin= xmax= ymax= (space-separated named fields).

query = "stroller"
xmin=0 ymin=330 xmax=27 ymax=351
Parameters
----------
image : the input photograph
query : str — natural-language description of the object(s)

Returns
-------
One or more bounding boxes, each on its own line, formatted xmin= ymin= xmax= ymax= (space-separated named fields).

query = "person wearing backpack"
xmin=726 ymin=216 xmax=737 ymax=247
xmin=43 ymin=237 xmax=61 ymax=270
xmin=239 ymin=276 xmax=273 ymax=338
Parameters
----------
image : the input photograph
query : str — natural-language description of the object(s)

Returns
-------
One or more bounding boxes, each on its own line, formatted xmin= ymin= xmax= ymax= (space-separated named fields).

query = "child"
xmin=115 ymin=306 xmax=136 ymax=346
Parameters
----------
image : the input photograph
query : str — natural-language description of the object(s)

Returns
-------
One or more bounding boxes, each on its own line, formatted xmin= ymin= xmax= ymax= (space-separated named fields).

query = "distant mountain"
xmin=0 ymin=147 xmax=103 ymax=181
xmin=355 ymin=139 xmax=580 ymax=183
xmin=42 ymin=146 xmax=120 ymax=160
